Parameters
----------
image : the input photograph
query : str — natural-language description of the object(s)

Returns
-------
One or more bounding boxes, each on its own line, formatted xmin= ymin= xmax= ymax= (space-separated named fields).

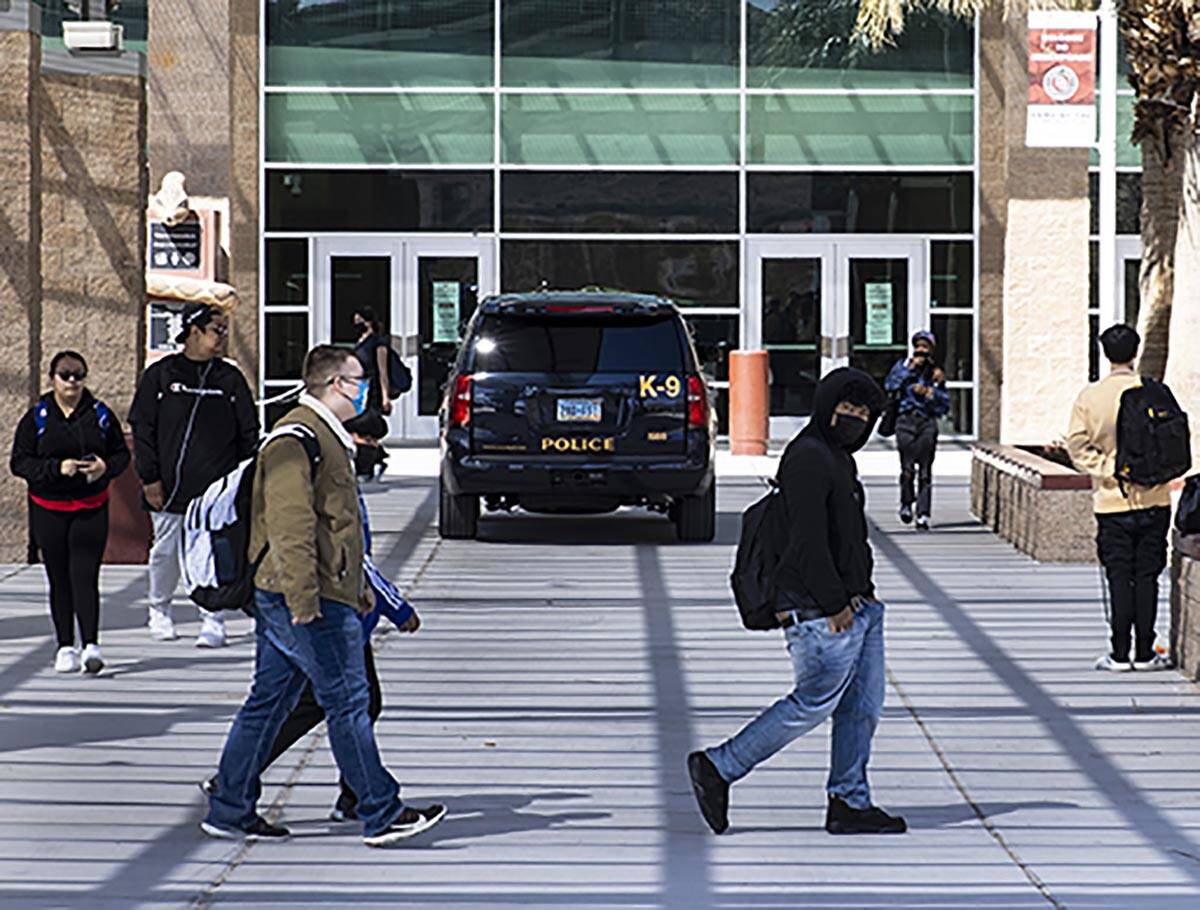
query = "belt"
xmin=775 ymin=607 xmax=827 ymax=628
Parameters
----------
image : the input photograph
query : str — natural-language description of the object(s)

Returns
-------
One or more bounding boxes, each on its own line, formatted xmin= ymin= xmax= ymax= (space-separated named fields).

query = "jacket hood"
xmin=41 ymin=388 xmax=96 ymax=416
xmin=807 ymin=367 xmax=885 ymax=453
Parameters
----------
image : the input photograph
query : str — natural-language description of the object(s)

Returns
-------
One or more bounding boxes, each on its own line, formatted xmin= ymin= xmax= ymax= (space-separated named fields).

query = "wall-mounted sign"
xmin=864 ymin=283 xmax=894 ymax=346
xmin=432 ymin=281 xmax=461 ymax=343
xmin=1027 ymin=11 xmax=1097 ymax=148
xmin=149 ymin=221 xmax=202 ymax=271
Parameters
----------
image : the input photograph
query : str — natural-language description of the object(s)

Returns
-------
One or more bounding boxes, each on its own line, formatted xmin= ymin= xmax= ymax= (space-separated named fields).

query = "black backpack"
xmin=729 ymin=481 xmax=792 ymax=630
xmin=385 ymin=344 xmax=412 ymax=398
xmin=1177 ymin=475 xmax=1200 ymax=535
xmin=1115 ymin=378 xmax=1191 ymax=489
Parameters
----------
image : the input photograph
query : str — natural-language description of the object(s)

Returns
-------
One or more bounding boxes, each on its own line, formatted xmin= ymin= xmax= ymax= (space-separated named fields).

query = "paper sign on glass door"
xmin=432 ymin=281 xmax=461 ymax=343
xmin=864 ymin=283 xmax=893 ymax=346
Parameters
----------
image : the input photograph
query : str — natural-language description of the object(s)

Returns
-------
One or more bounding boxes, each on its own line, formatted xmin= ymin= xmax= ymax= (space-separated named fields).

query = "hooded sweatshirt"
xmin=774 ymin=368 xmax=885 ymax=617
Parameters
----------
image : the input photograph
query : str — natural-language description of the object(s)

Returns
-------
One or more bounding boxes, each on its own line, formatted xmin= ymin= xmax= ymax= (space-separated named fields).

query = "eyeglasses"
xmin=206 ymin=323 xmax=229 ymax=337
xmin=56 ymin=370 xmax=86 ymax=382
xmin=334 ymin=373 xmax=366 ymax=385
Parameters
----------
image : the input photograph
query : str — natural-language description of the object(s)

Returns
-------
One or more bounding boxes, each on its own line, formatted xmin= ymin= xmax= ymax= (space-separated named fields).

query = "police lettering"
xmin=541 ymin=437 xmax=616 ymax=453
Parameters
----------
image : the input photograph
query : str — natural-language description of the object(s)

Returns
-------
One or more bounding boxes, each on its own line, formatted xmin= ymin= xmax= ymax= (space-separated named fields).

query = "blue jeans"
xmin=707 ymin=600 xmax=885 ymax=810
xmin=205 ymin=590 xmax=405 ymax=837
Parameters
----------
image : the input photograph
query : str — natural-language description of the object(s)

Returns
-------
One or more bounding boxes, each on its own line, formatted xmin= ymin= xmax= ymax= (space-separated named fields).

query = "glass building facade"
xmin=259 ymin=1 xmax=1141 ymax=439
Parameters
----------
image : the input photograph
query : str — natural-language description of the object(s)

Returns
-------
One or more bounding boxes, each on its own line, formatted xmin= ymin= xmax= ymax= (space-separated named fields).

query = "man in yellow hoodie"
xmin=1066 ymin=325 xmax=1173 ymax=673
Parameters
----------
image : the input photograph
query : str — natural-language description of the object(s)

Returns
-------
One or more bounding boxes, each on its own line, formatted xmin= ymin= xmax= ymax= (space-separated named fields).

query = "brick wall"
xmin=227 ymin=0 xmax=259 ymax=378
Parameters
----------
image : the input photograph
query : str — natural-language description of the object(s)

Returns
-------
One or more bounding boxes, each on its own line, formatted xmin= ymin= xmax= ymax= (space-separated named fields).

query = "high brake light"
xmin=687 ymin=374 xmax=708 ymax=429
xmin=448 ymin=374 xmax=472 ymax=428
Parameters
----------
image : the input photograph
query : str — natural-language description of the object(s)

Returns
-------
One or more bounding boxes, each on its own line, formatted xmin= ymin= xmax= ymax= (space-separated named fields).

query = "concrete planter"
xmin=971 ymin=444 xmax=1096 ymax=563
xmin=1171 ymin=532 xmax=1200 ymax=683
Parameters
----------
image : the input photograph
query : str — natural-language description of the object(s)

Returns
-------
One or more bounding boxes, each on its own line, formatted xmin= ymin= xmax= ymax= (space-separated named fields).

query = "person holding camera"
xmin=10 ymin=351 xmax=130 ymax=675
xmin=884 ymin=330 xmax=950 ymax=531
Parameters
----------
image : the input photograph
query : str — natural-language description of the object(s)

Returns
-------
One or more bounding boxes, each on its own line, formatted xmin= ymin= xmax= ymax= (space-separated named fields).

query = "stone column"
xmin=227 ymin=0 xmax=260 ymax=381
xmin=0 ymin=2 xmax=43 ymax=562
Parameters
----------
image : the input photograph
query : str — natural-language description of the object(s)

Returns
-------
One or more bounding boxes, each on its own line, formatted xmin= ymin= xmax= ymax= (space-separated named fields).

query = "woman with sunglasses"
xmin=9 ymin=351 xmax=130 ymax=674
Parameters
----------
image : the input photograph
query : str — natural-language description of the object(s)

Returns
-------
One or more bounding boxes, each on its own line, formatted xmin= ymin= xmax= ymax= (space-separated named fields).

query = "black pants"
xmin=1096 ymin=507 xmax=1170 ymax=663
xmin=264 ymin=641 xmax=383 ymax=809
xmin=30 ymin=502 xmax=108 ymax=647
xmin=896 ymin=412 xmax=938 ymax=518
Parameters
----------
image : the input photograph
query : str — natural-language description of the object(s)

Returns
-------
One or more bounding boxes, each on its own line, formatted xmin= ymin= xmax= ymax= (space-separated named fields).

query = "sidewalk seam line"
xmin=887 ymin=666 xmax=1066 ymax=910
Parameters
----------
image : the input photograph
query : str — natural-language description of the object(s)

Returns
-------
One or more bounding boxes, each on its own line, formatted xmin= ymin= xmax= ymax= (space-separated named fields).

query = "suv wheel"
xmin=674 ymin=484 xmax=715 ymax=543
xmin=439 ymin=477 xmax=479 ymax=540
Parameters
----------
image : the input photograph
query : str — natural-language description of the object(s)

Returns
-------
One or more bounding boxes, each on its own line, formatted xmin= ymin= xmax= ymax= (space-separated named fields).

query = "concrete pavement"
xmin=1 ymin=466 xmax=1198 ymax=909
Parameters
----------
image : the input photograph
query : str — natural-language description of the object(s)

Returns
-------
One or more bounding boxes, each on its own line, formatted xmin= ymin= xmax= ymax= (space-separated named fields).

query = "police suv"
xmin=438 ymin=291 xmax=717 ymax=542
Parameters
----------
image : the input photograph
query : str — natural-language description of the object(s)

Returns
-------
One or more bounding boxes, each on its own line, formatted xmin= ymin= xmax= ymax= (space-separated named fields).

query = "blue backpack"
xmin=35 ymin=399 xmax=113 ymax=438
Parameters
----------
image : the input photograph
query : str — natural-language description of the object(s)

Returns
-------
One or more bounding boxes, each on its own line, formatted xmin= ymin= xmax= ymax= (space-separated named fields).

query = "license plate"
xmin=557 ymin=398 xmax=603 ymax=423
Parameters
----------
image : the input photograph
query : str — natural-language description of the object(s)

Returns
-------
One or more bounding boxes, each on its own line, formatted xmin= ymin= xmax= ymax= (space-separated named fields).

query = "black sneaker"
xmin=687 ymin=750 xmax=729 ymax=835
xmin=899 ymin=504 xmax=913 ymax=525
xmin=200 ymin=815 xmax=290 ymax=841
xmin=915 ymin=516 xmax=931 ymax=532
xmin=330 ymin=791 xmax=359 ymax=823
xmin=363 ymin=804 xmax=447 ymax=847
xmin=199 ymin=775 xmax=218 ymax=797
xmin=825 ymin=796 xmax=906 ymax=835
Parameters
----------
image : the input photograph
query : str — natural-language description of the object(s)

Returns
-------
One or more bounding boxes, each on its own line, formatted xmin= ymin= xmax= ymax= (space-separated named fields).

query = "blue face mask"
xmin=341 ymin=377 xmax=370 ymax=417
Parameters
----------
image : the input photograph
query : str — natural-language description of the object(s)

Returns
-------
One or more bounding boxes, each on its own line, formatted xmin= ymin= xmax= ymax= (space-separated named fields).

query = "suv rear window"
xmin=468 ymin=314 xmax=686 ymax=373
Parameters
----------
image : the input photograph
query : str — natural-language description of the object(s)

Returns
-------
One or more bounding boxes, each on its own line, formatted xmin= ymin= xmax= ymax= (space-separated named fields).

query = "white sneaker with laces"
xmin=80 ymin=644 xmax=104 ymax=675
xmin=1133 ymin=653 xmax=1174 ymax=672
xmin=148 ymin=608 xmax=179 ymax=641
xmin=1094 ymin=653 xmax=1133 ymax=673
xmin=196 ymin=613 xmax=227 ymax=649
xmin=54 ymin=646 xmax=80 ymax=673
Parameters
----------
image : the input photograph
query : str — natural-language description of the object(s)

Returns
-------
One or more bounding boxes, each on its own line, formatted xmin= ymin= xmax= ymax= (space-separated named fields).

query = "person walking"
xmin=10 ymin=351 xmax=130 ymax=675
xmin=688 ymin=368 xmax=906 ymax=836
xmin=884 ymin=330 xmax=950 ymax=531
xmin=202 ymin=344 xmax=444 ymax=845
xmin=350 ymin=307 xmax=395 ymax=479
xmin=128 ymin=303 xmax=259 ymax=646
xmin=1067 ymin=325 xmax=1175 ymax=673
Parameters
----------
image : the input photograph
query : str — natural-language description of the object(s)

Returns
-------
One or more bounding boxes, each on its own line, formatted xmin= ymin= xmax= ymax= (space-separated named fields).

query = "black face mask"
xmin=830 ymin=414 xmax=869 ymax=449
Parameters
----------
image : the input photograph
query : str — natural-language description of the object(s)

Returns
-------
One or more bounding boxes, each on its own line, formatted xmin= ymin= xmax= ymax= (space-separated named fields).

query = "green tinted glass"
xmin=1090 ymin=94 xmax=1139 ymax=167
xmin=747 ymin=94 xmax=973 ymax=166
xmin=502 ymin=94 xmax=739 ymax=166
xmin=266 ymin=93 xmax=494 ymax=165
xmin=266 ymin=0 xmax=493 ymax=87
xmin=501 ymin=0 xmax=738 ymax=88
xmin=747 ymin=2 xmax=972 ymax=89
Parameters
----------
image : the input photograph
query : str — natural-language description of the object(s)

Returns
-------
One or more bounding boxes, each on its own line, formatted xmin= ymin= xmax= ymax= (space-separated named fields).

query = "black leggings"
xmin=30 ymin=502 xmax=109 ymax=647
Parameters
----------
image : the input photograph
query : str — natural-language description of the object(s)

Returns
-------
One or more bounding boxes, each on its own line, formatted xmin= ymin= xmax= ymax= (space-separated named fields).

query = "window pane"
xmin=762 ymin=258 xmax=822 ymax=418
xmin=1124 ymin=257 xmax=1141 ymax=327
xmin=39 ymin=0 xmax=147 ymax=54
xmin=684 ymin=314 xmax=737 ymax=383
xmin=1088 ymin=171 xmax=1142 ymax=236
xmin=930 ymin=241 xmax=973 ymax=308
xmin=266 ymin=93 xmax=493 ymax=165
xmin=929 ymin=315 xmax=973 ymax=382
xmin=1089 ymin=313 xmax=1100 ymax=381
xmin=748 ymin=172 xmax=973 ymax=234
xmin=266 ymin=170 xmax=492 ymax=232
xmin=469 ymin=314 xmax=685 ymax=373
xmin=939 ymin=387 xmax=973 ymax=435
xmin=265 ymin=313 xmax=309 ymax=380
xmin=266 ymin=240 xmax=308 ymax=307
xmin=332 ymin=257 xmax=391 ymax=346
xmin=266 ymin=0 xmax=493 ymax=87
xmin=501 ymin=0 xmax=739 ymax=88
xmin=502 ymin=94 xmax=739 ymax=166
xmin=501 ymin=171 xmax=738 ymax=233
xmin=501 ymin=240 xmax=738 ymax=306
xmin=748 ymin=94 xmax=973 ymax=166
xmin=418 ymin=257 xmax=478 ymax=415
xmin=848 ymin=258 xmax=909 ymax=390
xmin=748 ymin=3 xmax=972 ymax=89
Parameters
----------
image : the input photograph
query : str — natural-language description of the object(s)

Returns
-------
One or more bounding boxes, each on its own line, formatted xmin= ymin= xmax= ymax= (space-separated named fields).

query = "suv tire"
xmin=674 ymin=483 xmax=715 ymax=543
xmin=439 ymin=476 xmax=479 ymax=540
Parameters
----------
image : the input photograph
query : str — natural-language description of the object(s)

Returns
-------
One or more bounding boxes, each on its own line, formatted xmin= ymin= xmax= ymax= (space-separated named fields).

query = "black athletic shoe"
xmin=825 ymin=796 xmax=906 ymax=835
xmin=200 ymin=815 xmax=290 ymax=841
xmin=200 ymin=775 xmax=218 ymax=797
xmin=330 ymin=791 xmax=359 ymax=823
xmin=363 ymin=804 xmax=447 ymax=847
xmin=687 ymin=750 xmax=729 ymax=834
xmin=899 ymin=504 xmax=913 ymax=525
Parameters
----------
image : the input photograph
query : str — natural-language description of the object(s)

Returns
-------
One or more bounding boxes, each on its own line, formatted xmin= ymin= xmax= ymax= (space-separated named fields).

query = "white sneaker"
xmin=148 ymin=609 xmax=179 ymax=641
xmin=81 ymin=644 xmax=104 ymax=675
xmin=54 ymin=646 xmax=80 ymax=673
xmin=196 ymin=613 xmax=227 ymax=649
xmin=1094 ymin=653 xmax=1133 ymax=673
xmin=1133 ymin=653 xmax=1174 ymax=672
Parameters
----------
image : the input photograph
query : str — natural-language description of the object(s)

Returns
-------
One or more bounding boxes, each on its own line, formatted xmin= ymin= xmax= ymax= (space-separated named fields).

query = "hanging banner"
xmin=1026 ymin=11 xmax=1097 ymax=148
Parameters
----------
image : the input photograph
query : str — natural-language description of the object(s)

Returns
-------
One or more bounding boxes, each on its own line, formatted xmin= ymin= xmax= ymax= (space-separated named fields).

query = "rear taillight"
xmin=687 ymin=374 xmax=708 ymax=429
xmin=448 ymin=374 xmax=472 ymax=428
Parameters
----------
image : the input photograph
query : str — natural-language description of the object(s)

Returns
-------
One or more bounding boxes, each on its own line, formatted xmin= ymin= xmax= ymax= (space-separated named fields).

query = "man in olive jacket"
xmin=202 ymin=345 xmax=445 ymax=847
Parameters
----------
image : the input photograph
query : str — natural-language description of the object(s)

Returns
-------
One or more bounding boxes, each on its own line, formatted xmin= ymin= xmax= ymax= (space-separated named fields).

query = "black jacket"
xmin=128 ymin=354 xmax=260 ymax=513
xmin=774 ymin=368 xmax=884 ymax=616
xmin=10 ymin=390 xmax=131 ymax=502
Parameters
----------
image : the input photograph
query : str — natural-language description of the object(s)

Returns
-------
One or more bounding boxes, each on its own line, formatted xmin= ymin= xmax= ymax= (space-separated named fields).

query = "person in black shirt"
xmin=351 ymin=307 xmax=392 ymax=479
xmin=10 ymin=351 xmax=130 ymax=675
xmin=689 ymin=368 xmax=906 ymax=837
xmin=128 ymin=304 xmax=259 ymax=646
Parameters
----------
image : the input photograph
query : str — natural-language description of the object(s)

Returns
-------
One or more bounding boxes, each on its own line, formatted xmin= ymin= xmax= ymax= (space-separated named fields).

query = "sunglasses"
xmin=206 ymin=323 xmax=229 ymax=337
xmin=56 ymin=370 xmax=86 ymax=382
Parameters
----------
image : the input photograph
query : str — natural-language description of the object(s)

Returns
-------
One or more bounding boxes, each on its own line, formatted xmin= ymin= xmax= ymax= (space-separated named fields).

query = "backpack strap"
xmin=93 ymin=400 xmax=112 ymax=433
xmin=259 ymin=423 xmax=322 ymax=480
xmin=34 ymin=402 xmax=49 ymax=438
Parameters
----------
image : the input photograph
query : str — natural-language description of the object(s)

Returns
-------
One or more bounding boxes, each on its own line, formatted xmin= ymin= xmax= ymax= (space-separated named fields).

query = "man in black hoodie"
xmin=688 ymin=368 xmax=906 ymax=836
xmin=128 ymin=304 xmax=259 ymax=646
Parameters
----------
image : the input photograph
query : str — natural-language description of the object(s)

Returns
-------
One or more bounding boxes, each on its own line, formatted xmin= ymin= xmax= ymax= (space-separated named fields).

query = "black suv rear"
xmin=439 ymin=291 xmax=716 ymax=541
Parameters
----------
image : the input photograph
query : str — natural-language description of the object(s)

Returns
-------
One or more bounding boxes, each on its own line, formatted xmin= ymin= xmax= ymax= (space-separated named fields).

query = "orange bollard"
xmin=729 ymin=350 xmax=769 ymax=456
